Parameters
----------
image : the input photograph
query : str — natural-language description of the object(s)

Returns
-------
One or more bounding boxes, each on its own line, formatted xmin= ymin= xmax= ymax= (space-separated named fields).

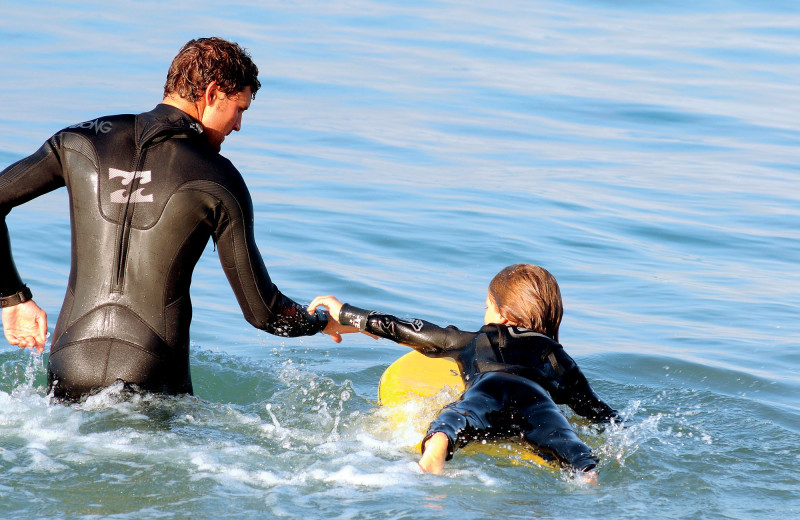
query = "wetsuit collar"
xmin=136 ymin=104 xmax=205 ymax=147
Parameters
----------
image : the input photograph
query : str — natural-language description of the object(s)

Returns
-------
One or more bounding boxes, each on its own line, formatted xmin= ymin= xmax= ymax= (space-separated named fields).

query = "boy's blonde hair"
xmin=488 ymin=264 xmax=563 ymax=341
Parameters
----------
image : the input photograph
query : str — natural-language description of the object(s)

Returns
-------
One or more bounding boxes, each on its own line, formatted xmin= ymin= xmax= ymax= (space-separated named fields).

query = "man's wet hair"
xmin=164 ymin=37 xmax=261 ymax=101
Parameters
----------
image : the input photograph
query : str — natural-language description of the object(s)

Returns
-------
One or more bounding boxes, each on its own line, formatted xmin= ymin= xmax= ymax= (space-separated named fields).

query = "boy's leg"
xmin=512 ymin=380 xmax=598 ymax=471
xmin=419 ymin=372 xmax=598 ymax=473
xmin=419 ymin=373 xmax=505 ymax=472
xmin=418 ymin=432 xmax=448 ymax=474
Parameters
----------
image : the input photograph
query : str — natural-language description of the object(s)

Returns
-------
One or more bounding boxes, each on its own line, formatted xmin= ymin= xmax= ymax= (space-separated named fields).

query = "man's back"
xmin=0 ymin=104 xmax=325 ymax=399
xmin=46 ymin=104 xmax=244 ymax=397
xmin=0 ymin=37 xmax=346 ymax=400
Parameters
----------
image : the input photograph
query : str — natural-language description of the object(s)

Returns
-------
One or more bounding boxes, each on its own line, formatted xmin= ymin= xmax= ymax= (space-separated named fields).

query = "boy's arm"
xmin=558 ymin=366 xmax=619 ymax=423
xmin=550 ymin=351 xmax=619 ymax=423
xmin=338 ymin=303 xmax=473 ymax=357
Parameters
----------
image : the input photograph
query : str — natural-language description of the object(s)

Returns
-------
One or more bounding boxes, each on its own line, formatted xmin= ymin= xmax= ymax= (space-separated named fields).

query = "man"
xmin=0 ymin=37 xmax=355 ymax=400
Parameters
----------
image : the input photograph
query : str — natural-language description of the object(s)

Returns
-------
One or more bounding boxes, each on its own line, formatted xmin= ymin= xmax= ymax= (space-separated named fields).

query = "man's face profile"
xmin=201 ymin=86 xmax=253 ymax=151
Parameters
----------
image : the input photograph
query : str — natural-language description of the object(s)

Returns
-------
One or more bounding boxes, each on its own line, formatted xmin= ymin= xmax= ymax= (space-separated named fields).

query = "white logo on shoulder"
xmin=69 ymin=119 xmax=113 ymax=134
xmin=109 ymin=168 xmax=154 ymax=203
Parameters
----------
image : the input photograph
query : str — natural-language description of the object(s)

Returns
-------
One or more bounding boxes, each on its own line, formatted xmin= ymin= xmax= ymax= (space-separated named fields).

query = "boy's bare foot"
xmin=418 ymin=432 xmax=448 ymax=474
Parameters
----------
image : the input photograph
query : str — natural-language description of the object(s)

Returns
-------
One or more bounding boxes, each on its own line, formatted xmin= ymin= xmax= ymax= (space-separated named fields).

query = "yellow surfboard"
xmin=378 ymin=350 xmax=557 ymax=469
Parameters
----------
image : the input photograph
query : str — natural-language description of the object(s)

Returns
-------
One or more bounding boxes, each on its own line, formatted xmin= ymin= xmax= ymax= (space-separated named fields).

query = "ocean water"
xmin=1 ymin=1 xmax=798 ymax=518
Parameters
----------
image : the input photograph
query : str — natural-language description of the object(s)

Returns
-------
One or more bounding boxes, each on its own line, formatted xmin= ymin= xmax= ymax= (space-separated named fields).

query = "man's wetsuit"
xmin=0 ymin=104 xmax=327 ymax=399
xmin=339 ymin=304 xmax=617 ymax=471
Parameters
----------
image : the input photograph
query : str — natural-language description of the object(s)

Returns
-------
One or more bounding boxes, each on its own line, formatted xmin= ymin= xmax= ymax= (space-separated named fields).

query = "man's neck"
xmin=162 ymin=94 xmax=202 ymax=121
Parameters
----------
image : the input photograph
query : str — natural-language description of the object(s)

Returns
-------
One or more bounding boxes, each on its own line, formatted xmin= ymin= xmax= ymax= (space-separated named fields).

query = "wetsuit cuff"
xmin=572 ymin=456 xmax=599 ymax=473
xmin=339 ymin=303 xmax=372 ymax=331
xmin=314 ymin=307 xmax=330 ymax=332
xmin=0 ymin=285 xmax=32 ymax=308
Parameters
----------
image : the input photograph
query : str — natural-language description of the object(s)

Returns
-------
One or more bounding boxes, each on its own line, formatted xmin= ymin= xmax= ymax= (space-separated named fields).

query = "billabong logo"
xmin=109 ymin=168 xmax=154 ymax=203
xmin=69 ymin=119 xmax=113 ymax=134
xmin=397 ymin=318 xmax=424 ymax=332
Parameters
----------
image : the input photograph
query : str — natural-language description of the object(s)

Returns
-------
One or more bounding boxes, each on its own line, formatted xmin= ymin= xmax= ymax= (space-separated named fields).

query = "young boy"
xmin=309 ymin=264 xmax=617 ymax=475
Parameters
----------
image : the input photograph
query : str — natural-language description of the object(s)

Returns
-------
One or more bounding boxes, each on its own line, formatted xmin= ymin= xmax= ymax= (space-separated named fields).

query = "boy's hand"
xmin=308 ymin=295 xmax=343 ymax=321
xmin=309 ymin=295 xmax=353 ymax=343
xmin=309 ymin=296 xmax=378 ymax=342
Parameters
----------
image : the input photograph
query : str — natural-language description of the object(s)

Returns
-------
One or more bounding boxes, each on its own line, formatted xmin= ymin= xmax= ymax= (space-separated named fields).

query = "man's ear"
xmin=203 ymin=81 xmax=221 ymax=107
xmin=192 ymin=81 xmax=218 ymax=121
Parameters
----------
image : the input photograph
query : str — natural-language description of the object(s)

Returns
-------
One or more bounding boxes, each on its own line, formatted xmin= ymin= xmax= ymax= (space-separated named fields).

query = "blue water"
xmin=1 ymin=1 xmax=798 ymax=518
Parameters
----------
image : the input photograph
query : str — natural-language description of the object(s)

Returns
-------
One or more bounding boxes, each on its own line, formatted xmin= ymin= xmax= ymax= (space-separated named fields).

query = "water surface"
xmin=1 ymin=1 xmax=798 ymax=518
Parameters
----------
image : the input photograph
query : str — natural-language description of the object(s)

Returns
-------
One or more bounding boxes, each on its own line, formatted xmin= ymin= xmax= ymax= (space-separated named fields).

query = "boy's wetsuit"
xmin=0 ymin=104 xmax=327 ymax=399
xmin=339 ymin=304 xmax=617 ymax=471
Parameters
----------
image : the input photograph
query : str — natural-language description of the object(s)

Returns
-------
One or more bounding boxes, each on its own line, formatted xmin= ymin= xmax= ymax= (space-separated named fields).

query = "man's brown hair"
xmin=163 ymin=37 xmax=261 ymax=102
xmin=488 ymin=264 xmax=563 ymax=341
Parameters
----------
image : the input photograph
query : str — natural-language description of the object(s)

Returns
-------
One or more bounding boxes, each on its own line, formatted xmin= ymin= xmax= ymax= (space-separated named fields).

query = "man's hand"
xmin=309 ymin=295 xmax=377 ymax=343
xmin=2 ymin=300 xmax=48 ymax=353
xmin=310 ymin=295 xmax=355 ymax=342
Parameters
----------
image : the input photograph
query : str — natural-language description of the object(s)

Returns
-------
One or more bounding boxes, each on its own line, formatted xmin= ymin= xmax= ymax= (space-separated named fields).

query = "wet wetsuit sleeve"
xmin=0 ymin=139 xmax=65 ymax=297
xmin=339 ymin=303 xmax=475 ymax=357
xmin=212 ymin=182 xmax=327 ymax=337
xmin=551 ymin=351 xmax=619 ymax=423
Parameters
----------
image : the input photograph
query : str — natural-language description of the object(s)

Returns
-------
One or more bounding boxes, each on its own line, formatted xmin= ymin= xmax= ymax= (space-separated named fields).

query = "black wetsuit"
xmin=339 ymin=304 xmax=617 ymax=471
xmin=0 ymin=104 xmax=327 ymax=399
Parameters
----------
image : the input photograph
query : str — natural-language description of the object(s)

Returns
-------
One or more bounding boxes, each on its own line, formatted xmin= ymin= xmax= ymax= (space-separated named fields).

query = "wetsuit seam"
xmin=210 ymin=187 xmax=268 ymax=320
xmin=164 ymin=296 xmax=184 ymax=310
xmin=227 ymin=198 xmax=262 ymax=316
xmin=61 ymin=132 xmax=100 ymax=174
xmin=90 ymin=174 xmax=223 ymax=235
xmin=161 ymin=218 xmax=205 ymax=333
xmin=51 ymin=285 xmax=76 ymax=346
xmin=50 ymin=337 xmax=167 ymax=360
xmin=0 ymin=146 xmax=57 ymax=193
xmin=176 ymin=179 xmax=279 ymax=327
xmin=51 ymin=302 xmax=167 ymax=352
xmin=98 ymin=140 xmax=207 ymax=231
xmin=96 ymin=305 xmax=112 ymax=384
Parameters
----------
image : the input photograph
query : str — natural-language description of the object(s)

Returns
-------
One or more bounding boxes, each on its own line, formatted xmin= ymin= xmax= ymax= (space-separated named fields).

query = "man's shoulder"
xmin=45 ymin=113 xmax=135 ymax=163
xmin=61 ymin=113 xmax=134 ymax=136
xmin=167 ymin=145 xmax=249 ymax=204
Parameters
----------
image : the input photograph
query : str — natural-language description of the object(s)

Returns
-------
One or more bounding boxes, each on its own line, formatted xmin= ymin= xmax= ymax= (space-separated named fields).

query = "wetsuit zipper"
xmin=112 ymin=146 xmax=148 ymax=292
